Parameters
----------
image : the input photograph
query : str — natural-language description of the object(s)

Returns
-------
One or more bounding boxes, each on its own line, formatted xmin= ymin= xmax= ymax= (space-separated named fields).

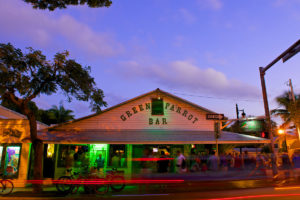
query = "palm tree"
xmin=271 ymin=91 xmax=300 ymax=132
xmin=48 ymin=103 xmax=75 ymax=125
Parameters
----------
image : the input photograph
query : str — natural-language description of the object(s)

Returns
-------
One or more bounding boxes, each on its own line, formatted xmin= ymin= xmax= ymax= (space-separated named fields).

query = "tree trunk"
xmin=27 ymin=112 xmax=43 ymax=193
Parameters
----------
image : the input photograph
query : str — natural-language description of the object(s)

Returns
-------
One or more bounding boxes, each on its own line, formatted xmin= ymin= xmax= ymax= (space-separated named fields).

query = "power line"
xmin=172 ymin=91 xmax=263 ymax=102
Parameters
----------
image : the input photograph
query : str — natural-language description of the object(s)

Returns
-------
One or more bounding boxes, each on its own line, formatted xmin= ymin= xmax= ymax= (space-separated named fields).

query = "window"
xmin=109 ymin=145 xmax=127 ymax=168
xmin=151 ymin=98 xmax=164 ymax=115
xmin=57 ymin=144 xmax=89 ymax=168
xmin=3 ymin=145 xmax=21 ymax=178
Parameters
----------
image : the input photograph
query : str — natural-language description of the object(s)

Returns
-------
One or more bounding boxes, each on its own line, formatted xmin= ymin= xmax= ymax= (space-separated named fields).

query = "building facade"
xmin=0 ymin=105 xmax=48 ymax=187
xmin=39 ymin=89 xmax=270 ymax=179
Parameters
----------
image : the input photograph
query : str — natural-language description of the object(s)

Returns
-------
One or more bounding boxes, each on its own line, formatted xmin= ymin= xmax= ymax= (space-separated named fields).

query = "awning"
xmin=38 ymin=129 xmax=270 ymax=144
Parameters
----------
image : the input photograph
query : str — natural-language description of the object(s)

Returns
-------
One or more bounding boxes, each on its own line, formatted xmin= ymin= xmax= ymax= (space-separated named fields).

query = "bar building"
xmin=1 ymin=89 xmax=270 ymax=183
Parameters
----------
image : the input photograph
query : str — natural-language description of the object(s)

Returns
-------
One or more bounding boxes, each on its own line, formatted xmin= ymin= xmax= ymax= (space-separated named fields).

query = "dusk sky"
xmin=1 ymin=0 xmax=300 ymax=121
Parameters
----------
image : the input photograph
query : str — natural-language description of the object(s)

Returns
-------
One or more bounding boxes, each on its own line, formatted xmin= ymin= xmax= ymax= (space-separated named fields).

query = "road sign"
xmin=206 ymin=113 xmax=224 ymax=120
xmin=282 ymin=43 xmax=300 ymax=63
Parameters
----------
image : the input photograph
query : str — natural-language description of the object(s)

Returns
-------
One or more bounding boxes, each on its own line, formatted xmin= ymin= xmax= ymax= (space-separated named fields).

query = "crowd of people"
xmin=140 ymin=148 xmax=300 ymax=179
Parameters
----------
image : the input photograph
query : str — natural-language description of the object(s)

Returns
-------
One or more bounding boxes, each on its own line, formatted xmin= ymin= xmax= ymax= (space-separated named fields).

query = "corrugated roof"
xmin=38 ymin=129 xmax=270 ymax=144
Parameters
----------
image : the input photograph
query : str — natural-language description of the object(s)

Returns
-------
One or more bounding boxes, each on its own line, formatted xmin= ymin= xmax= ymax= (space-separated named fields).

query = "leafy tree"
xmin=271 ymin=91 xmax=300 ymax=130
xmin=48 ymin=103 xmax=75 ymax=124
xmin=1 ymin=98 xmax=40 ymax=117
xmin=0 ymin=43 xmax=107 ymax=192
xmin=24 ymin=0 xmax=112 ymax=11
xmin=1 ymin=99 xmax=75 ymax=125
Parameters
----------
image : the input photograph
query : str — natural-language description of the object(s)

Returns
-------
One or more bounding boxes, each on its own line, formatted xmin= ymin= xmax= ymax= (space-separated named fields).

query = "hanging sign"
xmin=206 ymin=114 xmax=224 ymax=120
xmin=3 ymin=128 xmax=22 ymax=138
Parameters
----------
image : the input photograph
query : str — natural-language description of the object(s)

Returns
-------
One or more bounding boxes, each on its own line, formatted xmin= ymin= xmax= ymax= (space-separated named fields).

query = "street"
xmin=3 ymin=186 xmax=300 ymax=200
xmin=3 ymin=178 xmax=300 ymax=200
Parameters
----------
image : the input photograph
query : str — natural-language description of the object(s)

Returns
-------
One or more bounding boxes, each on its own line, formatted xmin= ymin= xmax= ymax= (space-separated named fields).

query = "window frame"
xmin=108 ymin=144 xmax=127 ymax=168
xmin=0 ymin=143 xmax=22 ymax=179
xmin=151 ymin=98 xmax=164 ymax=115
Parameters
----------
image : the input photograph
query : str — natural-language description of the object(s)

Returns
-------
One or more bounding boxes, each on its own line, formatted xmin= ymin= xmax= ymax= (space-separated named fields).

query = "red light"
xmin=131 ymin=158 xmax=174 ymax=161
xmin=26 ymin=179 xmax=184 ymax=185
xmin=201 ymin=193 xmax=300 ymax=200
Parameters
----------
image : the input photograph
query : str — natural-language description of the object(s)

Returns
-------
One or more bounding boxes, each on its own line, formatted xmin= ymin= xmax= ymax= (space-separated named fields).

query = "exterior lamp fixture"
xmin=277 ymin=129 xmax=288 ymax=153
xmin=236 ymin=104 xmax=246 ymax=119
xmin=241 ymin=111 xmax=246 ymax=119
xmin=278 ymin=129 xmax=285 ymax=135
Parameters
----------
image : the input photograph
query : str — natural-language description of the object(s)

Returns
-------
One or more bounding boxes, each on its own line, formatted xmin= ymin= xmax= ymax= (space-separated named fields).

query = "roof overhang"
xmin=38 ymin=129 xmax=270 ymax=144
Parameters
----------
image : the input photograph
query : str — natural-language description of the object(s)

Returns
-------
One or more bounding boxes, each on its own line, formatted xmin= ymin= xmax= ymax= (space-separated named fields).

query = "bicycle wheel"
xmin=70 ymin=184 xmax=80 ymax=194
xmin=0 ymin=180 xmax=14 ymax=195
xmin=110 ymin=176 xmax=125 ymax=192
xmin=56 ymin=176 xmax=73 ymax=194
xmin=93 ymin=178 xmax=109 ymax=195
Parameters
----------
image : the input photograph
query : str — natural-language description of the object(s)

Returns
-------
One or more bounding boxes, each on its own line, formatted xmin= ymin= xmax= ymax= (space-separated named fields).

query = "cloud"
xmin=0 ymin=0 xmax=123 ymax=57
xmin=104 ymin=92 xmax=127 ymax=107
xmin=204 ymin=52 xmax=228 ymax=65
xmin=178 ymin=8 xmax=197 ymax=24
xmin=173 ymin=35 xmax=186 ymax=47
xmin=197 ymin=0 xmax=223 ymax=11
xmin=117 ymin=60 xmax=261 ymax=99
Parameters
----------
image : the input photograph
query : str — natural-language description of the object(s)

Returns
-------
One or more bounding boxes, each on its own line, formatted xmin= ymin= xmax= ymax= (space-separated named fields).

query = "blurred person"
xmin=256 ymin=154 xmax=266 ymax=176
xmin=111 ymin=153 xmax=120 ymax=168
xmin=281 ymin=152 xmax=292 ymax=179
xmin=65 ymin=149 xmax=74 ymax=171
xmin=157 ymin=151 xmax=169 ymax=173
xmin=226 ymin=153 xmax=233 ymax=171
xmin=139 ymin=148 xmax=152 ymax=193
xmin=234 ymin=153 xmax=242 ymax=170
xmin=196 ymin=152 xmax=201 ymax=166
xmin=219 ymin=153 xmax=228 ymax=171
xmin=243 ymin=151 xmax=251 ymax=170
xmin=81 ymin=152 xmax=90 ymax=176
xmin=141 ymin=148 xmax=152 ymax=174
xmin=292 ymin=151 xmax=300 ymax=179
xmin=271 ymin=153 xmax=278 ymax=176
xmin=208 ymin=151 xmax=218 ymax=171
xmin=190 ymin=151 xmax=200 ymax=172
xmin=95 ymin=153 xmax=105 ymax=173
xmin=120 ymin=152 xmax=126 ymax=168
xmin=200 ymin=152 xmax=208 ymax=172
xmin=176 ymin=150 xmax=187 ymax=173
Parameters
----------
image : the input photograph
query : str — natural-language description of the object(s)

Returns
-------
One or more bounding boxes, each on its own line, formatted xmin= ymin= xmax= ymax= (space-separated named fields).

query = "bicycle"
xmin=105 ymin=168 xmax=125 ymax=192
xmin=0 ymin=173 xmax=14 ymax=196
xmin=56 ymin=169 xmax=108 ymax=195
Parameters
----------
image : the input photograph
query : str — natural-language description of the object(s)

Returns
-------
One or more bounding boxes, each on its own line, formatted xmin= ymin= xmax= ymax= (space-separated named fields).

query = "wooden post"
xmin=259 ymin=67 xmax=277 ymax=176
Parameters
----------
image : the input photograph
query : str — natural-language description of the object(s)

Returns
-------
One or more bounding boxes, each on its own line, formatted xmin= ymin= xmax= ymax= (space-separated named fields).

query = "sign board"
xmin=206 ymin=114 xmax=224 ymax=120
xmin=282 ymin=43 xmax=300 ymax=63
xmin=240 ymin=120 xmax=263 ymax=132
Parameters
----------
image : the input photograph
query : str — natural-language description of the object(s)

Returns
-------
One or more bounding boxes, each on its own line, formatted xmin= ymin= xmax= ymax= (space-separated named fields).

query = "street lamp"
xmin=277 ymin=129 xmax=288 ymax=153
xmin=236 ymin=104 xmax=246 ymax=119
xmin=259 ymin=39 xmax=300 ymax=175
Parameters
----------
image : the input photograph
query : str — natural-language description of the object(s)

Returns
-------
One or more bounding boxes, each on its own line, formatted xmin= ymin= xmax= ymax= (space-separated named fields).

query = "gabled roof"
xmin=0 ymin=105 xmax=26 ymax=119
xmin=49 ymin=88 xmax=218 ymax=130
xmin=0 ymin=105 xmax=48 ymax=128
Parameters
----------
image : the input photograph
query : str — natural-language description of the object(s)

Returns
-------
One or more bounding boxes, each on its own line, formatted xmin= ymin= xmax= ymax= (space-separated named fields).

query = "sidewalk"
xmin=6 ymin=170 xmax=298 ymax=198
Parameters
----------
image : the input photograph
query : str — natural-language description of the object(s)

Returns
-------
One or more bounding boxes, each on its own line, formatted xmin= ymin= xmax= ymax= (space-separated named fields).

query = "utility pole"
xmin=289 ymin=79 xmax=296 ymax=102
xmin=259 ymin=39 xmax=300 ymax=176
xmin=259 ymin=67 xmax=275 ymax=152
xmin=289 ymin=79 xmax=300 ymax=139
xmin=236 ymin=104 xmax=239 ymax=119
